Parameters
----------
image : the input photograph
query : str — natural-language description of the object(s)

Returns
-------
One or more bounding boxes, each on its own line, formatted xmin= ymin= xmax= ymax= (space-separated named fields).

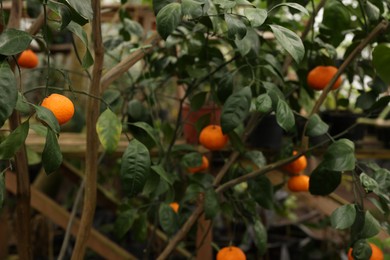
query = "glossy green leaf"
xmin=127 ymin=99 xmax=145 ymax=120
xmin=42 ymin=128 xmax=63 ymax=174
xmin=190 ymin=91 xmax=208 ymax=110
xmin=372 ymin=44 xmax=390 ymax=84
xmin=57 ymin=0 xmax=89 ymax=25
xmin=156 ymin=3 xmax=182 ymax=40
xmin=253 ymin=219 xmax=267 ymax=255
xmin=0 ymin=121 xmax=29 ymax=160
xmin=0 ymin=29 xmax=33 ymax=55
xmin=214 ymin=0 xmax=236 ymax=9
xmin=66 ymin=22 xmax=94 ymax=68
xmin=269 ymin=24 xmax=304 ymax=64
xmin=47 ymin=1 xmax=72 ymax=30
xmin=114 ymin=209 xmax=138 ymax=239
xmin=364 ymin=1 xmax=380 ymax=22
xmin=330 ymin=204 xmax=356 ymax=229
xmin=323 ymin=139 xmax=355 ymax=171
xmin=269 ymin=2 xmax=309 ymax=16
xmin=128 ymin=121 xmax=158 ymax=149
xmin=360 ymin=211 xmax=381 ymax=238
xmin=153 ymin=0 xmax=175 ymax=14
xmin=235 ymin=28 xmax=259 ymax=56
xmin=120 ymin=139 xmax=151 ymax=198
xmin=221 ymin=86 xmax=252 ymax=133
xmin=356 ymin=92 xmax=377 ymax=111
xmin=255 ymin=94 xmax=272 ymax=113
xmin=306 ymin=114 xmax=329 ymax=137
xmin=276 ymin=99 xmax=295 ymax=132
xmin=0 ymin=63 xmax=17 ymax=128
xmin=159 ymin=203 xmax=179 ymax=235
xmin=351 ymin=240 xmax=372 ymax=260
xmin=244 ymin=7 xmax=267 ymax=27
xmin=249 ymin=176 xmax=274 ymax=209
xmin=227 ymin=130 xmax=246 ymax=153
xmin=244 ymin=150 xmax=267 ymax=168
xmin=96 ymin=108 xmax=122 ymax=154
xmin=142 ymin=171 xmax=161 ymax=196
xmin=204 ymin=189 xmax=220 ymax=219
xmin=32 ymin=105 xmax=60 ymax=134
xmin=27 ymin=0 xmax=42 ymax=18
xmin=225 ymin=14 xmax=247 ymax=40
xmin=309 ymin=164 xmax=342 ymax=195
xmin=182 ymin=152 xmax=203 ymax=169
xmin=360 ymin=173 xmax=379 ymax=193
xmin=181 ymin=0 xmax=203 ymax=18
xmin=151 ymin=164 xmax=175 ymax=185
xmin=263 ymin=82 xmax=285 ymax=108
xmin=15 ymin=92 xmax=31 ymax=114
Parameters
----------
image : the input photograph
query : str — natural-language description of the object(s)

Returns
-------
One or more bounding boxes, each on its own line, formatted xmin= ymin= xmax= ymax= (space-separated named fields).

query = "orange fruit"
xmin=199 ymin=125 xmax=228 ymax=151
xmin=307 ymin=66 xmax=342 ymax=91
xmin=17 ymin=49 xmax=39 ymax=68
xmin=348 ymin=243 xmax=384 ymax=260
xmin=188 ymin=155 xmax=209 ymax=173
xmin=287 ymin=174 xmax=310 ymax=192
xmin=284 ymin=151 xmax=307 ymax=175
xmin=169 ymin=202 xmax=179 ymax=213
xmin=217 ymin=246 xmax=246 ymax=260
xmin=41 ymin=93 xmax=75 ymax=125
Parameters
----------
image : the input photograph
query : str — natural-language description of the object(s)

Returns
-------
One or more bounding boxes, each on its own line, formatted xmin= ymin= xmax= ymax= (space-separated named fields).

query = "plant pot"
xmin=376 ymin=127 xmax=390 ymax=148
xmin=181 ymin=104 xmax=221 ymax=144
xmin=246 ymin=114 xmax=284 ymax=150
xmin=320 ymin=111 xmax=366 ymax=141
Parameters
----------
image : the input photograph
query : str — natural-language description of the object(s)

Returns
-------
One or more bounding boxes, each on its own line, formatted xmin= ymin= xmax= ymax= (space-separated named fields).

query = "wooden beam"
xmin=5 ymin=171 xmax=137 ymax=260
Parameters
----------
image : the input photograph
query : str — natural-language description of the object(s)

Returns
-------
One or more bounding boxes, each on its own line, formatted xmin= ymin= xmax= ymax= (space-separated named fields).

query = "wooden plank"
xmin=5 ymin=171 xmax=137 ymax=260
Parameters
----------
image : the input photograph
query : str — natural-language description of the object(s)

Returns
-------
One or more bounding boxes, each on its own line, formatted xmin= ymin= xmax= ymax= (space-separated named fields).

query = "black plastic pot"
xmin=320 ymin=111 xmax=366 ymax=141
xmin=247 ymin=115 xmax=284 ymax=150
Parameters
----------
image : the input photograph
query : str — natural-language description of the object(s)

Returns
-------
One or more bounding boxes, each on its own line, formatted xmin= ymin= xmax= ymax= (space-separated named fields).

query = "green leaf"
xmin=156 ymin=3 xmax=182 ymax=40
xmin=114 ymin=209 xmax=138 ymax=239
xmin=227 ymin=130 xmax=246 ymax=153
xmin=269 ymin=24 xmax=305 ymax=64
xmin=66 ymin=22 xmax=94 ymax=68
xmin=276 ymin=99 xmax=295 ymax=132
xmin=221 ymin=86 xmax=252 ymax=134
xmin=309 ymin=164 xmax=342 ymax=195
xmin=364 ymin=1 xmax=380 ymax=22
xmin=153 ymin=0 xmax=175 ymax=14
xmin=128 ymin=121 xmax=158 ymax=149
xmin=182 ymin=152 xmax=203 ymax=169
xmin=159 ymin=203 xmax=179 ymax=235
xmin=42 ymin=128 xmax=63 ymax=174
xmin=47 ymin=1 xmax=72 ymax=30
xmin=32 ymin=105 xmax=60 ymax=134
xmin=151 ymin=165 xmax=175 ymax=185
xmin=0 ymin=121 xmax=29 ymax=160
xmin=57 ymin=0 xmax=89 ymax=25
xmin=253 ymin=219 xmax=267 ymax=255
xmin=306 ymin=114 xmax=329 ymax=137
xmin=356 ymin=92 xmax=377 ymax=111
xmin=225 ymin=14 xmax=247 ymax=40
xmin=323 ymin=139 xmax=355 ymax=171
xmin=351 ymin=240 xmax=372 ymax=260
xmin=190 ymin=91 xmax=208 ymax=110
xmin=244 ymin=150 xmax=267 ymax=168
xmin=330 ymin=204 xmax=356 ymax=230
xmin=96 ymin=109 xmax=122 ymax=154
xmin=214 ymin=0 xmax=236 ymax=9
xmin=235 ymin=28 xmax=259 ymax=56
xmin=360 ymin=173 xmax=379 ymax=193
xmin=360 ymin=211 xmax=381 ymax=238
xmin=244 ymin=7 xmax=267 ymax=27
xmin=204 ymin=189 xmax=220 ymax=219
xmin=181 ymin=0 xmax=203 ymax=18
xmin=269 ymin=2 xmax=309 ymax=16
xmin=255 ymin=94 xmax=272 ymax=113
xmin=249 ymin=176 xmax=274 ymax=209
xmin=372 ymin=44 xmax=390 ymax=84
xmin=15 ymin=92 xmax=31 ymax=114
xmin=0 ymin=63 xmax=17 ymax=128
xmin=0 ymin=29 xmax=33 ymax=55
xmin=120 ymin=139 xmax=151 ymax=198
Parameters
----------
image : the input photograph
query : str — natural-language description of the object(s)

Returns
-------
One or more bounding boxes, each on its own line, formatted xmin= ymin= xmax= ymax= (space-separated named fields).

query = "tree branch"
xmin=71 ymin=0 xmax=104 ymax=258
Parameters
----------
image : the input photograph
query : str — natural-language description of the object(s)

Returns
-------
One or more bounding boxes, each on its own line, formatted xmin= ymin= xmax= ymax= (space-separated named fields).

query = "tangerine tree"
xmin=0 ymin=0 xmax=389 ymax=259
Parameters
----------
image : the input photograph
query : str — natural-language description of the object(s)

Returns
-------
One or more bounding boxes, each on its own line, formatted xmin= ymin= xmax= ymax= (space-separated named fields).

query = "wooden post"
xmin=196 ymin=193 xmax=213 ymax=260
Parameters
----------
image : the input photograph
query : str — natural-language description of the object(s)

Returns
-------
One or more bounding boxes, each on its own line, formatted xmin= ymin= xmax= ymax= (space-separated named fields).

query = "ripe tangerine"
xmin=17 ymin=49 xmax=39 ymax=68
xmin=169 ymin=202 xmax=179 ymax=213
xmin=199 ymin=125 xmax=228 ymax=151
xmin=307 ymin=66 xmax=342 ymax=91
xmin=284 ymin=151 xmax=307 ymax=175
xmin=217 ymin=246 xmax=246 ymax=260
xmin=287 ymin=174 xmax=310 ymax=192
xmin=41 ymin=93 xmax=75 ymax=125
